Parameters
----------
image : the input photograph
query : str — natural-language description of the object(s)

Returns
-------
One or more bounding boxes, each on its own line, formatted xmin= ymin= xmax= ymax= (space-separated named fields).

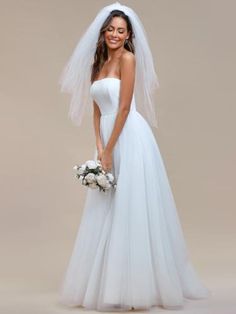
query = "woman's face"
xmin=104 ymin=17 xmax=129 ymax=49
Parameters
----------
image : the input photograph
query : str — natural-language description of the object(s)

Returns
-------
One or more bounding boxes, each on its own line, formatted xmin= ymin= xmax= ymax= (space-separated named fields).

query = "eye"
xmin=107 ymin=27 xmax=124 ymax=34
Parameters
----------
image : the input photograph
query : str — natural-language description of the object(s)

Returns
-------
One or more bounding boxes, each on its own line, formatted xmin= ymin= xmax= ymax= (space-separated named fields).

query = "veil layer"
xmin=59 ymin=1 xmax=160 ymax=128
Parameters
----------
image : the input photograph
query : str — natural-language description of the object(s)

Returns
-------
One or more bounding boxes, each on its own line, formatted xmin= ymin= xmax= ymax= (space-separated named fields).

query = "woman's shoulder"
xmin=120 ymin=50 xmax=136 ymax=64
xmin=119 ymin=50 xmax=136 ymax=76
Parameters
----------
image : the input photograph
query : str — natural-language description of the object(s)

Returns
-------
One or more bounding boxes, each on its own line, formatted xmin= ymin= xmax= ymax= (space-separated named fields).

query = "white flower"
xmin=106 ymin=173 xmax=114 ymax=182
xmin=85 ymin=160 xmax=97 ymax=169
xmin=96 ymin=174 xmax=108 ymax=188
xmin=85 ymin=173 xmax=96 ymax=183
xmin=89 ymin=182 xmax=98 ymax=189
xmin=104 ymin=182 xmax=111 ymax=189
xmin=78 ymin=164 xmax=86 ymax=175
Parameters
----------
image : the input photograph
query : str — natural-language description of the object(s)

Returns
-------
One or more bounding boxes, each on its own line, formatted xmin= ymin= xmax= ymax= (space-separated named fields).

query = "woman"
xmin=59 ymin=2 xmax=210 ymax=312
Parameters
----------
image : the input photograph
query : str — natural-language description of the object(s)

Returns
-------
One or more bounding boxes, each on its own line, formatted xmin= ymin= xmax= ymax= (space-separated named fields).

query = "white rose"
xmin=78 ymin=164 xmax=86 ymax=175
xmin=89 ymin=182 xmax=98 ymax=189
xmin=106 ymin=173 xmax=114 ymax=182
xmin=104 ymin=182 xmax=111 ymax=189
xmin=85 ymin=160 xmax=97 ymax=169
xmin=96 ymin=174 xmax=108 ymax=188
xmin=85 ymin=173 xmax=96 ymax=183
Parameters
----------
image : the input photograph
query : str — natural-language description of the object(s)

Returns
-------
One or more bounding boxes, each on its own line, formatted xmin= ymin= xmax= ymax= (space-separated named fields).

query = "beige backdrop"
xmin=0 ymin=0 xmax=235 ymax=313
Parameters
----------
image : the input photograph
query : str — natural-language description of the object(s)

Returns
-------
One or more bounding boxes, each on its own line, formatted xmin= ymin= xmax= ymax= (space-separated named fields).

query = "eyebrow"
xmin=108 ymin=25 xmax=125 ymax=30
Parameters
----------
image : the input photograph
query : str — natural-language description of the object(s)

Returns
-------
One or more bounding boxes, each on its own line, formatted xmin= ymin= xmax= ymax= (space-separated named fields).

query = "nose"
xmin=111 ymin=29 xmax=118 ymax=37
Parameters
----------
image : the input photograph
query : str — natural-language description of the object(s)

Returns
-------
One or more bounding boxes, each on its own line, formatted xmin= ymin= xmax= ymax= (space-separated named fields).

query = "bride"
xmin=58 ymin=1 xmax=210 ymax=311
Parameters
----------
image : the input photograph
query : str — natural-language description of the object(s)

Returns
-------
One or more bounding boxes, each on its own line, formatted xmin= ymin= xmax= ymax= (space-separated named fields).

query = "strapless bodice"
xmin=90 ymin=77 xmax=137 ymax=116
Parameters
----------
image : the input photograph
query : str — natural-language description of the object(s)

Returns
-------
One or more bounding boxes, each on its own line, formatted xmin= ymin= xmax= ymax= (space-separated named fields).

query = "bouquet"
xmin=73 ymin=159 xmax=117 ymax=192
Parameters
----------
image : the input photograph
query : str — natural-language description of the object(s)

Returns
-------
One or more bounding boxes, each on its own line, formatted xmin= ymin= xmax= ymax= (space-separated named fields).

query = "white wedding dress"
xmin=59 ymin=77 xmax=210 ymax=311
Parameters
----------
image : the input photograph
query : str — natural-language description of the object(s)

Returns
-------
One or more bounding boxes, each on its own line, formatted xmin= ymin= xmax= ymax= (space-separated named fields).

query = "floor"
xmin=2 ymin=278 xmax=236 ymax=314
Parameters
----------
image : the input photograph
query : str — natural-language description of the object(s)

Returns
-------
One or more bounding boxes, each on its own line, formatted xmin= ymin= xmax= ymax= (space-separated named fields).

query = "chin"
xmin=106 ymin=43 xmax=122 ymax=49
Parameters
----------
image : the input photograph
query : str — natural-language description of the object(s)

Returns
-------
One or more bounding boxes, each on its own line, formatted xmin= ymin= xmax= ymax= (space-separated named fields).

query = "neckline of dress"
xmin=91 ymin=77 xmax=121 ymax=86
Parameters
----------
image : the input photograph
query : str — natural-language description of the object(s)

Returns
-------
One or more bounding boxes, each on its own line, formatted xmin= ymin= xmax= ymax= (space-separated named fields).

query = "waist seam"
xmin=101 ymin=108 xmax=136 ymax=117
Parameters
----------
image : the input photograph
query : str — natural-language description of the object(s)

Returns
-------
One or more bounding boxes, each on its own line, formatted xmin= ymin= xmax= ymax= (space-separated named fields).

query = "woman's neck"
xmin=107 ymin=46 xmax=127 ymax=61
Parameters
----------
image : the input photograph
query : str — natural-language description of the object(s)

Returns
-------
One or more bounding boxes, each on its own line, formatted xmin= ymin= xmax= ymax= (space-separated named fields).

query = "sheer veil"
xmin=59 ymin=1 xmax=160 ymax=128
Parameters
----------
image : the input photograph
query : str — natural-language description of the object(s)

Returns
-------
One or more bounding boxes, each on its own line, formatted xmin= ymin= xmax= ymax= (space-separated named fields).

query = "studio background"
xmin=0 ymin=0 xmax=235 ymax=313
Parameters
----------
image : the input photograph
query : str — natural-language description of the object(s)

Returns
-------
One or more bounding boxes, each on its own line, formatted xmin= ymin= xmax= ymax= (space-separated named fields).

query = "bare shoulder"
xmin=121 ymin=51 xmax=136 ymax=65
xmin=120 ymin=51 xmax=136 ymax=78
xmin=119 ymin=51 xmax=135 ymax=108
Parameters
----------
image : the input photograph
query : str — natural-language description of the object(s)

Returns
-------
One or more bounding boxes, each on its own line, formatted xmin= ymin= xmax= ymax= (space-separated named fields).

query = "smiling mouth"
xmin=109 ymin=39 xmax=118 ymax=43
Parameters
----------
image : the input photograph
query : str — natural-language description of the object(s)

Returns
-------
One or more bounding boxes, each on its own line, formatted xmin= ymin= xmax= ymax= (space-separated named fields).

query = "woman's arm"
xmin=93 ymin=100 xmax=104 ymax=159
xmin=106 ymin=53 xmax=135 ymax=152
xmin=101 ymin=52 xmax=136 ymax=170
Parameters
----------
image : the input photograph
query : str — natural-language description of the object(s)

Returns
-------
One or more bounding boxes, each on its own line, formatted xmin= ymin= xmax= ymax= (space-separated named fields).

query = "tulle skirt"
xmin=59 ymin=109 xmax=210 ymax=311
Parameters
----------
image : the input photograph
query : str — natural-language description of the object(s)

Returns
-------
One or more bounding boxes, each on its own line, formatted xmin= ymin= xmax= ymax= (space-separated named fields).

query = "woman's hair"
xmin=90 ymin=9 xmax=135 ymax=82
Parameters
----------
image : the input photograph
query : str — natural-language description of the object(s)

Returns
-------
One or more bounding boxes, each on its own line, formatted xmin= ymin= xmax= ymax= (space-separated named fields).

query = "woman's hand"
xmin=97 ymin=147 xmax=104 ymax=161
xmin=101 ymin=149 xmax=113 ymax=172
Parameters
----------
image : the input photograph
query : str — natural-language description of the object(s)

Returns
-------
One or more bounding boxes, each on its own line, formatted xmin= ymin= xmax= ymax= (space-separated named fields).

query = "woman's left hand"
xmin=101 ymin=149 xmax=113 ymax=172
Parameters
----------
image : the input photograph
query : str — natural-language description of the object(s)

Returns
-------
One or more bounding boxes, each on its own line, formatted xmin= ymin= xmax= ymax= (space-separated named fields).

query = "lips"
xmin=109 ymin=39 xmax=118 ymax=43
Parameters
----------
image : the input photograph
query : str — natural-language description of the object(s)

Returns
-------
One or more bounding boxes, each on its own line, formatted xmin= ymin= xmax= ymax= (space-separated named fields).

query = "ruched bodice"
xmin=90 ymin=77 xmax=137 ymax=116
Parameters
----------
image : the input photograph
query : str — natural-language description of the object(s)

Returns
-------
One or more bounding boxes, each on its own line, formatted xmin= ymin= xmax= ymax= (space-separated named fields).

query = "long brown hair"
xmin=90 ymin=10 xmax=135 ymax=83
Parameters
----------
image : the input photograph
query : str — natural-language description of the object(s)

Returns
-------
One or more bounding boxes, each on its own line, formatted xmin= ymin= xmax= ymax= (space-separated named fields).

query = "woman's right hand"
xmin=97 ymin=147 xmax=104 ymax=161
